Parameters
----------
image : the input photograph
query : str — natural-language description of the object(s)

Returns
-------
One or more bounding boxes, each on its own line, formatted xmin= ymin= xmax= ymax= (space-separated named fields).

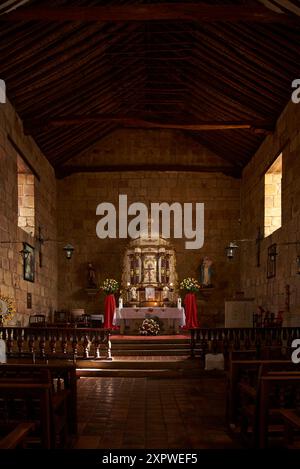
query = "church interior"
xmin=1 ymin=0 xmax=300 ymax=455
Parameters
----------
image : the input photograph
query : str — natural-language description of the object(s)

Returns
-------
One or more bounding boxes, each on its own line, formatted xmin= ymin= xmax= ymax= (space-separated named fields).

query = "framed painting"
xmin=23 ymin=242 xmax=35 ymax=282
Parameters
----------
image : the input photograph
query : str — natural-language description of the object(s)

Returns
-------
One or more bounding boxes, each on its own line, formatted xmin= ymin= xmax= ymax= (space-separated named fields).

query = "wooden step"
xmin=76 ymin=358 xmax=199 ymax=369
xmin=112 ymin=349 xmax=190 ymax=356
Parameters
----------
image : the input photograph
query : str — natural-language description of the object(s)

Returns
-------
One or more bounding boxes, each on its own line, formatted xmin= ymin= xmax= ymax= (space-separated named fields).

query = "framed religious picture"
xmin=267 ymin=244 xmax=277 ymax=279
xmin=23 ymin=242 xmax=35 ymax=283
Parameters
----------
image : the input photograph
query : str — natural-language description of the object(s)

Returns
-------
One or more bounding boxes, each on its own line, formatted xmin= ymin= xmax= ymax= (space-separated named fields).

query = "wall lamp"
xmin=0 ymin=236 xmax=75 ymax=261
xmin=225 ymin=227 xmax=263 ymax=265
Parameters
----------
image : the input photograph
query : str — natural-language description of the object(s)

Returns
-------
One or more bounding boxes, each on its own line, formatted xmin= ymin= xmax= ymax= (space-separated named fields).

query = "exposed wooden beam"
xmin=56 ymin=164 xmax=242 ymax=180
xmin=0 ymin=4 xmax=295 ymax=23
xmin=24 ymin=115 xmax=273 ymax=134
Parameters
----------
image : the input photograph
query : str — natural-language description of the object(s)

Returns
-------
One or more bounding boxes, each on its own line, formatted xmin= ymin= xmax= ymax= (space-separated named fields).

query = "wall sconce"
xmin=19 ymin=245 xmax=30 ymax=260
xmin=225 ymin=227 xmax=263 ymax=264
xmin=63 ymin=244 xmax=74 ymax=260
xmin=225 ymin=242 xmax=239 ymax=260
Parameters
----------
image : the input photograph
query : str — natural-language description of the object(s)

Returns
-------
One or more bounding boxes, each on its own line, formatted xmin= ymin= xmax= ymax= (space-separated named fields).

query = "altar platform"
xmin=113 ymin=307 xmax=185 ymax=334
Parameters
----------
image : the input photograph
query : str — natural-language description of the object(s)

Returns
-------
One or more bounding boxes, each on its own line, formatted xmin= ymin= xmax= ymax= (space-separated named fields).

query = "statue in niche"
xmin=130 ymin=286 xmax=137 ymax=301
xmin=200 ymin=257 xmax=213 ymax=287
xmin=162 ymin=285 xmax=170 ymax=300
xmin=87 ymin=263 xmax=97 ymax=288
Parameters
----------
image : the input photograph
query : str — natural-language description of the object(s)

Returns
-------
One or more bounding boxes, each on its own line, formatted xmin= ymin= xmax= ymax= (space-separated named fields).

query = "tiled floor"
xmin=75 ymin=376 xmax=238 ymax=449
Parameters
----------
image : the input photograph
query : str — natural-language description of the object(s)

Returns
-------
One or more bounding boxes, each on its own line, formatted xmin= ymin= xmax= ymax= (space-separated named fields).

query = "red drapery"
xmin=103 ymin=293 xmax=117 ymax=329
xmin=183 ymin=292 xmax=199 ymax=329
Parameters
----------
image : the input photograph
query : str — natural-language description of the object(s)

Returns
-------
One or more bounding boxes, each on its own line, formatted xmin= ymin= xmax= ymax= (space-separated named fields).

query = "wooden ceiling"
xmin=1 ymin=1 xmax=300 ymax=178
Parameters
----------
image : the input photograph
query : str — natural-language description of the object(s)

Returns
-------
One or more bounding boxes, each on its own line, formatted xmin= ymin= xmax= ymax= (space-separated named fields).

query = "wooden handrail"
xmin=0 ymin=326 xmax=112 ymax=361
xmin=190 ymin=327 xmax=300 ymax=358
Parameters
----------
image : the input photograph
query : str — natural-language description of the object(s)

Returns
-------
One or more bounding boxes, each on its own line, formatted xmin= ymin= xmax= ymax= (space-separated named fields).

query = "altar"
xmin=114 ymin=307 xmax=185 ymax=334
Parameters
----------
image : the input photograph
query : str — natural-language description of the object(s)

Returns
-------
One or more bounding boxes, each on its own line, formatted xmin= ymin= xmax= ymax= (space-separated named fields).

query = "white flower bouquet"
xmin=179 ymin=277 xmax=200 ymax=293
xmin=139 ymin=318 xmax=160 ymax=336
xmin=101 ymin=278 xmax=119 ymax=294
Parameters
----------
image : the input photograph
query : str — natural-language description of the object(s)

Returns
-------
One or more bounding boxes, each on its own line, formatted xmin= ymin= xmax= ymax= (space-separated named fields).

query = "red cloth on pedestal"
xmin=184 ymin=292 xmax=199 ymax=328
xmin=103 ymin=293 xmax=116 ymax=329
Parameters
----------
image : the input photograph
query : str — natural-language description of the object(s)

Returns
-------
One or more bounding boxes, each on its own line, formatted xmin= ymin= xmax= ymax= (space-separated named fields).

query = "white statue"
xmin=163 ymin=285 xmax=169 ymax=300
xmin=200 ymin=256 xmax=213 ymax=287
xmin=177 ymin=297 xmax=182 ymax=309
xmin=130 ymin=286 xmax=137 ymax=300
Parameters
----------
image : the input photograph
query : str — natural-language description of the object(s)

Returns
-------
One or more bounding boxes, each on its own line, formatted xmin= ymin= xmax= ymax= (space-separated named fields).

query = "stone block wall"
xmin=241 ymin=101 xmax=300 ymax=324
xmin=0 ymin=100 xmax=57 ymax=325
xmin=57 ymin=129 xmax=241 ymax=326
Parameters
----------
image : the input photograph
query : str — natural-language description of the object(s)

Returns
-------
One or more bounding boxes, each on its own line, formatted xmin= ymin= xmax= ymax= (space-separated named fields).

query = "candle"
xmin=119 ymin=298 xmax=123 ymax=309
xmin=177 ymin=297 xmax=182 ymax=308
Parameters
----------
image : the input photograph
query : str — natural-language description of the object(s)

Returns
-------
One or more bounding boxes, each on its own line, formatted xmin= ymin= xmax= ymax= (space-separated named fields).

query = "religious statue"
xmin=200 ymin=257 xmax=213 ymax=287
xmin=87 ymin=263 xmax=97 ymax=288
xmin=162 ymin=285 xmax=169 ymax=300
xmin=130 ymin=286 xmax=137 ymax=301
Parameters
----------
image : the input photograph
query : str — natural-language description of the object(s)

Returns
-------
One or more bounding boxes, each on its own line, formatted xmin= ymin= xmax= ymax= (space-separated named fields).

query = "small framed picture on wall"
xmin=23 ymin=243 xmax=35 ymax=283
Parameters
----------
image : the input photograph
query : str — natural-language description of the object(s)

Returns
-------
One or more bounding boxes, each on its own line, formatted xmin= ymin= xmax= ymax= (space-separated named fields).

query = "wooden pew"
xmin=0 ymin=364 xmax=76 ymax=447
xmin=1 ymin=362 xmax=78 ymax=435
xmin=227 ymin=360 xmax=300 ymax=428
xmin=0 ymin=422 xmax=35 ymax=449
xmin=0 ymin=378 xmax=52 ymax=448
xmin=259 ymin=374 xmax=300 ymax=448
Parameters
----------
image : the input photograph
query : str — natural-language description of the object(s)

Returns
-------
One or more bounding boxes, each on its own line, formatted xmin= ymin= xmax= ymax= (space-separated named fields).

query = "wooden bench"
xmin=279 ymin=408 xmax=300 ymax=448
xmin=1 ymin=362 xmax=78 ymax=435
xmin=227 ymin=360 xmax=300 ymax=428
xmin=259 ymin=374 xmax=300 ymax=448
xmin=0 ymin=379 xmax=52 ymax=448
xmin=0 ymin=422 xmax=35 ymax=449
xmin=0 ymin=364 xmax=77 ymax=447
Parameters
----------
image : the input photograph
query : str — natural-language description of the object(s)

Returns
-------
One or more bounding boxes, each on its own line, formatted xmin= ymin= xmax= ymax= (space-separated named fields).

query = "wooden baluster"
xmin=83 ymin=335 xmax=90 ymax=359
xmin=72 ymin=334 xmax=78 ymax=361
xmin=233 ymin=329 xmax=240 ymax=350
xmin=49 ymin=334 xmax=56 ymax=356
xmin=211 ymin=329 xmax=217 ymax=353
xmin=6 ymin=329 xmax=13 ymax=357
xmin=223 ymin=330 xmax=229 ymax=359
xmin=17 ymin=332 xmax=24 ymax=356
xmin=106 ymin=332 xmax=112 ymax=361
xmin=39 ymin=334 xmax=46 ymax=359
xmin=94 ymin=335 xmax=101 ymax=359
xmin=28 ymin=334 xmax=34 ymax=354
xmin=60 ymin=334 xmax=67 ymax=355
xmin=245 ymin=330 xmax=250 ymax=350
xmin=266 ymin=329 xmax=272 ymax=346
xmin=255 ymin=330 xmax=262 ymax=358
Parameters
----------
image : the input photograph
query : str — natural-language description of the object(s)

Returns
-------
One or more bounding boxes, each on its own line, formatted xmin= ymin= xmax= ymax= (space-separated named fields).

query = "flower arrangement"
xmin=139 ymin=318 xmax=160 ymax=336
xmin=101 ymin=278 xmax=119 ymax=294
xmin=179 ymin=277 xmax=201 ymax=292
xmin=0 ymin=295 xmax=16 ymax=324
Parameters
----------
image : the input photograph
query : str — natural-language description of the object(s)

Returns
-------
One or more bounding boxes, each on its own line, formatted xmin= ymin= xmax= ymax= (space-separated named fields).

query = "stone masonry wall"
xmin=57 ymin=129 xmax=241 ymax=326
xmin=241 ymin=100 xmax=300 ymax=325
xmin=0 ymin=100 xmax=57 ymax=325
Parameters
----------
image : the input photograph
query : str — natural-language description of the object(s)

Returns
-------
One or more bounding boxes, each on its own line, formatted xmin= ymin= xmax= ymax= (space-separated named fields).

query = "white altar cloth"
xmin=113 ymin=307 xmax=186 ymax=327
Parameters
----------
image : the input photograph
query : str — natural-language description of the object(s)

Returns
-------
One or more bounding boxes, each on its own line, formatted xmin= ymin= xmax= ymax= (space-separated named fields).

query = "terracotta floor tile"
xmin=74 ymin=376 xmax=238 ymax=449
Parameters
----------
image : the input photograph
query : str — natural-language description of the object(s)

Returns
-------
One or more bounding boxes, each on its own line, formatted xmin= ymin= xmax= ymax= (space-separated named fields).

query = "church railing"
xmin=0 ymin=326 xmax=112 ymax=362
xmin=190 ymin=327 xmax=300 ymax=360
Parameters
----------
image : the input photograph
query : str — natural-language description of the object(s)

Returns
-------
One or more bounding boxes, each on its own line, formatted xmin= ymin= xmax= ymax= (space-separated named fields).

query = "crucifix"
xmin=144 ymin=263 xmax=155 ymax=283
